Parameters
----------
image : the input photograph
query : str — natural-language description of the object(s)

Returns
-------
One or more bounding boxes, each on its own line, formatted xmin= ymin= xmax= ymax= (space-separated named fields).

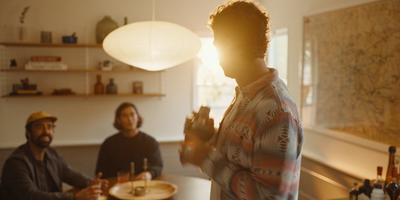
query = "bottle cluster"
xmin=349 ymin=146 xmax=399 ymax=200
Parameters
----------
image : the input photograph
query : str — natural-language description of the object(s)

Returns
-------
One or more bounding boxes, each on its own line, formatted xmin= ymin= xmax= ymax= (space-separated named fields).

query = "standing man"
xmin=1 ymin=111 xmax=108 ymax=200
xmin=179 ymin=1 xmax=304 ymax=199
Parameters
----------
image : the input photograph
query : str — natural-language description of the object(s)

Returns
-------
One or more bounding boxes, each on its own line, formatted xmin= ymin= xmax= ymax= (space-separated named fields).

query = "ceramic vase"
xmin=94 ymin=75 xmax=104 ymax=94
xmin=106 ymin=78 xmax=117 ymax=94
xmin=96 ymin=16 xmax=118 ymax=44
xmin=18 ymin=26 xmax=27 ymax=41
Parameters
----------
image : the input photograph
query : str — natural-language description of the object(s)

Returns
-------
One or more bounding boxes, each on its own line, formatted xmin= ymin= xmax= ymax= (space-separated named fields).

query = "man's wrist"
xmin=200 ymin=149 xmax=224 ymax=177
xmin=195 ymin=144 xmax=213 ymax=167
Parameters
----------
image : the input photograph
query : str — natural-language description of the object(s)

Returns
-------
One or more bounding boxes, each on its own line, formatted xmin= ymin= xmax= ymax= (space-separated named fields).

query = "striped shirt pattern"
xmin=202 ymin=68 xmax=304 ymax=200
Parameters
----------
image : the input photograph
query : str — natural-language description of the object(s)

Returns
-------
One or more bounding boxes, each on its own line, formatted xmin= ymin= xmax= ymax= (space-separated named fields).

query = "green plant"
xmin=19 ymin=6 xmax=30 ymax=24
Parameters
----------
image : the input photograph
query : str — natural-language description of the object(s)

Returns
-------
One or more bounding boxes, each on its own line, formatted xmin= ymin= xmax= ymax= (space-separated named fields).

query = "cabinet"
xmin=0 ymin=42 xmax=166 ymax=98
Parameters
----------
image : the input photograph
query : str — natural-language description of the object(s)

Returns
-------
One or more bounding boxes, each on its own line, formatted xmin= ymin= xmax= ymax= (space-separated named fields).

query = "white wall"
xmin=0 ymin=0 xmax=224 ymax=147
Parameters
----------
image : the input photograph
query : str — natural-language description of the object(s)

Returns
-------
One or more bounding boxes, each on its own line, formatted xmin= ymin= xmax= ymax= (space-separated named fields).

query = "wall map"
xmin=301 ymin=0 xmax=400 ymax=146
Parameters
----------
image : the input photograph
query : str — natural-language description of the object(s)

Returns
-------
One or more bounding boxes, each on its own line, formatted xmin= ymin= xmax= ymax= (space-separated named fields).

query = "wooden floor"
xmin=0 ymin=142 xmax=361 ymax=199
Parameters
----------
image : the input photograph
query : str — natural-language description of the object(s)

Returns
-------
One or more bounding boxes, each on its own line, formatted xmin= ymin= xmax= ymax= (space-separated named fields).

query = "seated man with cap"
xmin=0 ymin=111 xmax=108 ymax=200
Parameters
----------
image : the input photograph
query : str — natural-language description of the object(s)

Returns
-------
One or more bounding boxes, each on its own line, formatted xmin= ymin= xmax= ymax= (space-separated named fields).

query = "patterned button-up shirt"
xmin=201 ymin=68 xmax=304 ymax=200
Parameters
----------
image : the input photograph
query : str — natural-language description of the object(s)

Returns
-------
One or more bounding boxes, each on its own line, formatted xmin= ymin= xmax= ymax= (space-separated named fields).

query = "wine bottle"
xmin=94 ymin=75 xmax=104 ymax=94
xmin=106 ymin=78 xmax=117 ymax=94
xmin=349 ymin=181 xmax=359 ymax=200
xmin=358 ymin=179 xmax=373 ymax=199
xmin=386 ymin=166 xmax=400 ymax=200
xmin=386 ymin=146 xmax=397 ymax=188
xmin=372 ymin=166 xmax=384 ymax=188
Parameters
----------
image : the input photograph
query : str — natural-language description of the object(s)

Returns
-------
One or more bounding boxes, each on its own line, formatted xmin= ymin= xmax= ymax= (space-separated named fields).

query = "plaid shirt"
xmin=202 ymin=68 xmax=304 ymax=200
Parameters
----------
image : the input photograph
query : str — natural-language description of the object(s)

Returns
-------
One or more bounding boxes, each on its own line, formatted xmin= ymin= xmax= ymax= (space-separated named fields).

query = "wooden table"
xmin=105 ymin=174 xmax=211 ymax=200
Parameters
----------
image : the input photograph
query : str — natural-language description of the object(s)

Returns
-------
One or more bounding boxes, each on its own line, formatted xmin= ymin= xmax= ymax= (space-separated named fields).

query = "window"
xmin=194 ymin=38 xmax=236 ymax=123
xmin=267 ymin=28 xmax=288 ymax=84
xmin=194 ymin=30 xmax=288 ymax=123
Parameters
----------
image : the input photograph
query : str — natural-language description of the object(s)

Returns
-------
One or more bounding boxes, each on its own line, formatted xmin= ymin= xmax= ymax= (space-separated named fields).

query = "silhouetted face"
xmin=117 ymin=106 xmax=139 ymax=131
xmin=213 ymin=32 xmax=244 ymax=79
xmin=27 ymin=118 xmax=54 ymax=148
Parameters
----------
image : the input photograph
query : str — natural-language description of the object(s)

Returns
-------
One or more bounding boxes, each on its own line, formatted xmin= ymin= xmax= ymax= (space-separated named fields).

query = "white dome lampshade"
xmin=102 ymin=21 xmax=201 ymax=71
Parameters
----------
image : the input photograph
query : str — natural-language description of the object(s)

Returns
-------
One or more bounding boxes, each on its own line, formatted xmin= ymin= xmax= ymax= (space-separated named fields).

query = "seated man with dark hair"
xmin=0 ymin=110 xmax=108 ymax=200
xmin=95 ymin=102 xmax=163 ymax=180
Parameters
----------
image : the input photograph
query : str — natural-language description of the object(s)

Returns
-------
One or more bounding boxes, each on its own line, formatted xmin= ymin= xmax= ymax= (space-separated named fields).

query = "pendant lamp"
xmin=102 ymin=1 xmax=201 ymax=71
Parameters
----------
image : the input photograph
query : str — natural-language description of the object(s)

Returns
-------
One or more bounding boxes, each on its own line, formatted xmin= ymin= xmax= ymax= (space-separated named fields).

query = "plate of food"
xmin=108 ymin=180 xmax=178 ymax=200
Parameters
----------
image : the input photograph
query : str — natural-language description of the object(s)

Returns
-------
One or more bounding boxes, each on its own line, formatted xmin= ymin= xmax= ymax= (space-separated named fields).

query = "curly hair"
xmin=113 ymin=102 xmax=143 ymax=130
xmin=207 ymin=0 xmax=271 ymax=60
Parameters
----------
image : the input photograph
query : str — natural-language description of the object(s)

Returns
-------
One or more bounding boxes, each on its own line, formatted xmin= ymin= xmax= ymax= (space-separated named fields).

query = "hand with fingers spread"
xmin=74 ymin=184 xmax=101 ymax=200
xmin=75 ymin=172 xmax=109 ymax=200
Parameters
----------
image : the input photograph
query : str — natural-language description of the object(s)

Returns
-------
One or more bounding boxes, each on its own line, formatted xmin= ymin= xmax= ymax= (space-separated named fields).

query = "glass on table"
xmin=87 ymin=179 xmax=102 ymax=197
xmin=117 ymin=170 xmax=130 ymax=184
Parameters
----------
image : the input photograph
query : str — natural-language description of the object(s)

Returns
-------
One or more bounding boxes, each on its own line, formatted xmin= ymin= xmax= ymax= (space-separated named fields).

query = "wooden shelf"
xmin=0 ymin=42 xmax=102 ymax=48
xmin=1 ymin=93 xmax=165 ymax=98
xmin=0 ymin=42 xmax=166 ymax=99
xmin=0 ymin=68 xmax=158 ymax=73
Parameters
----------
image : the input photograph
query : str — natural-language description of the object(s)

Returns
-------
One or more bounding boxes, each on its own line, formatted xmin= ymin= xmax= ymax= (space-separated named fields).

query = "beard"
xmin=30 ymin=133 xmax=52 ymax=148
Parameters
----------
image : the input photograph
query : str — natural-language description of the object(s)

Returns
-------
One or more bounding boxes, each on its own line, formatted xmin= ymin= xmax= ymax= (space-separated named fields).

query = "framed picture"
xmin=133 ymin=81 xmax=143 ymax=94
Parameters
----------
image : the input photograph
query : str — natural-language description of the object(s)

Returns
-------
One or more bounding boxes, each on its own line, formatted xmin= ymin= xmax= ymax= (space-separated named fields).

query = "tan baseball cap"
xmin=26 ymin=111 xmax=58 ymax=126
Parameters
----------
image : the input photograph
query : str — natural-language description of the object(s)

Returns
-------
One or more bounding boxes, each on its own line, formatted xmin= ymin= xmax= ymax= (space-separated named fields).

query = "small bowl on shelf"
xmin=62 ymin=36 xmax=77 ymax=44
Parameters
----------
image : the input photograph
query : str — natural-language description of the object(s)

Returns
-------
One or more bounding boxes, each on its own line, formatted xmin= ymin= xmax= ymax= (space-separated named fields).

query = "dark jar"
xmin=106 ymin=78 xmax=117 ymax=94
